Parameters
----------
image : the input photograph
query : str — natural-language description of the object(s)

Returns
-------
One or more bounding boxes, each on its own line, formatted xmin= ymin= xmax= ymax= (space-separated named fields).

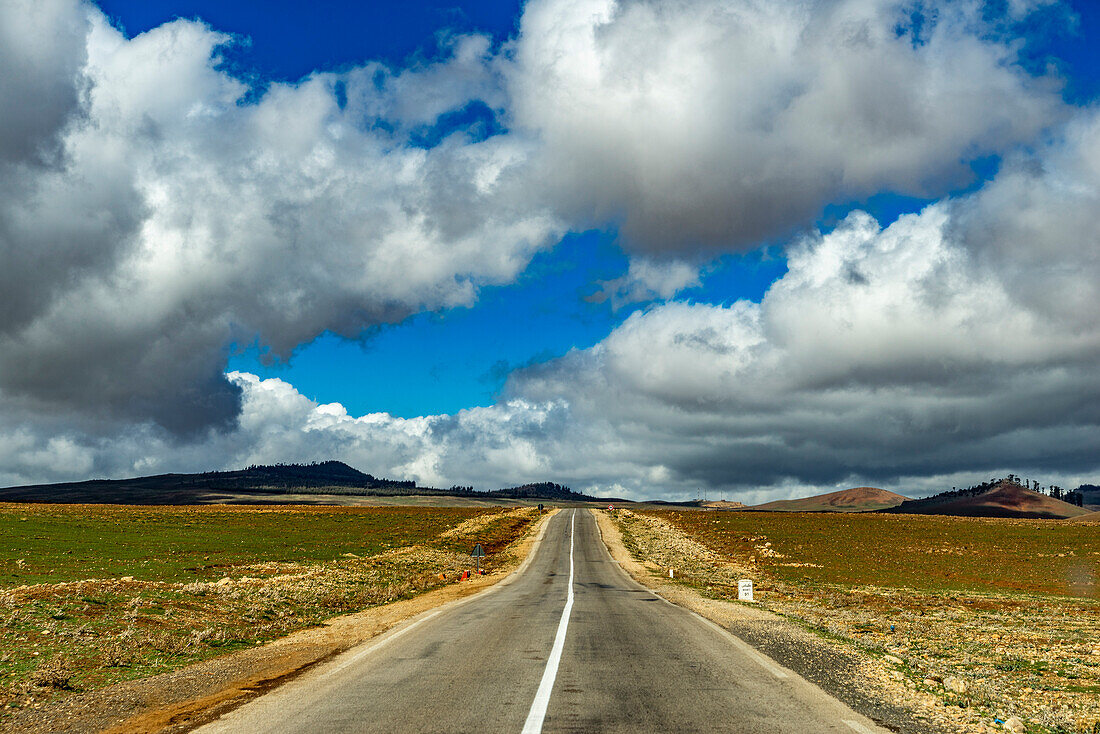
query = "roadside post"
xmin=738 ymin=579 xmax=754 ymax=602
xmin=538 ymin=503 xmax=543 ymax=514
xmin=471 ymin=543 xmax=486 ymax=575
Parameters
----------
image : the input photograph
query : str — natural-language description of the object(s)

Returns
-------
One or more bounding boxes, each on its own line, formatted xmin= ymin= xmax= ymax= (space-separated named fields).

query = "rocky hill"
xmin=750 ymin=486 xmax=908 ymax=512
xmin=883 ymin=480 xmax=1089 ymax=520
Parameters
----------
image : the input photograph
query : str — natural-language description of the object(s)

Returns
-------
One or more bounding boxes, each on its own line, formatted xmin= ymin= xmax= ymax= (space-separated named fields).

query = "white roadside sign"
xmin=738 ymin=579 xmax=754 ymax=602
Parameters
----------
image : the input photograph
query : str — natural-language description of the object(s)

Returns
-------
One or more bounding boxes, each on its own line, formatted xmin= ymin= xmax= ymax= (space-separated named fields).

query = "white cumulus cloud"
xmin=506 ymin=0 xmax=1063 ymax=252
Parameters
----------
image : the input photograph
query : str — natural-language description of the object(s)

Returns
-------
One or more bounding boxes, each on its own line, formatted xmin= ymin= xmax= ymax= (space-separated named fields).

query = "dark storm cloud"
xmin=0 ymin=0 xmax=88 ymax=165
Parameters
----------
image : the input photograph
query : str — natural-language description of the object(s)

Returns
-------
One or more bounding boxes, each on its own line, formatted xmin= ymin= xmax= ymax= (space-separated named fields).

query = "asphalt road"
xmin=196 ymin=510 xmax=888 ymax=733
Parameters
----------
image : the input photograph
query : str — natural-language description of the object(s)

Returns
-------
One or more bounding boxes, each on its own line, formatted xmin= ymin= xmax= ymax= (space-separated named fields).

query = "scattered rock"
xmin=1003 ymin=716 xmax=1025 ymax=733
xmin=883 ymin=654 xmax=904 ymax=666
xmin=944 ymin=676 xmax=969 ymax=694
xmin=120 ymin=576 xmax=134 ymax=582
xmin=215 ymin=577 xmax=233 ymax=587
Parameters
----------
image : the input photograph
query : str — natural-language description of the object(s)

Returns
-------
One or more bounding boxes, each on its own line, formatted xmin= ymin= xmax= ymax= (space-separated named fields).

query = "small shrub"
xmin=99 ymin=640 xmax=133 ymax=668
xmin=31 ymin=657 xmax=75 ymax=690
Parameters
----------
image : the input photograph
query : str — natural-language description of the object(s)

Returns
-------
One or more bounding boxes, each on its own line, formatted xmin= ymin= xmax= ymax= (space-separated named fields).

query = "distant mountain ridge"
xmin=750 ymin=486 xmax=907 ymax=512
xmin=0 ymin=461 xmax=417 ymax=504
xmin=184 ymin=461 xmax=414 ymax=490
xmin=0 ymin=462 xmax=607 ymax=505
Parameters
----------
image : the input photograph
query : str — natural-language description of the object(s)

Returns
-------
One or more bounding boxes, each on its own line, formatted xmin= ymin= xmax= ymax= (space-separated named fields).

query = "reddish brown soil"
xmin=751 ymin=486 xmax=908 ymax=512
xmin=903 ymin=484 xmax=1089 ymax=519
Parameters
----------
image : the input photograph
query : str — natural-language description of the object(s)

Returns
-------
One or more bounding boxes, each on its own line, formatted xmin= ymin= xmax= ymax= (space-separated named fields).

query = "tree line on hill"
xmin=935 ymin=475 xmax=1085 ymax=507
xmin=127 ymin=463 xmax=596 ymax=501
xmin=485 ymin=482 xmax=596 ymax=501
xmin=186 ymin=461 xmax=416 ymax=491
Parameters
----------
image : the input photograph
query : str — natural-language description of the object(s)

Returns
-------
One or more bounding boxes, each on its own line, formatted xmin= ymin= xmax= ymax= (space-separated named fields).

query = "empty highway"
xmin=196 ymin=510 xmax=887 ymax=733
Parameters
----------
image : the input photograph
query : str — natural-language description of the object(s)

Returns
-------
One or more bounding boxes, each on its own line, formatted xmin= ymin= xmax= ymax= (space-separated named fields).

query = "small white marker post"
xmin=738 ymin=579 xmax=754 ymax=602
xmin=669 ymin=569 xmax=674 ymax=578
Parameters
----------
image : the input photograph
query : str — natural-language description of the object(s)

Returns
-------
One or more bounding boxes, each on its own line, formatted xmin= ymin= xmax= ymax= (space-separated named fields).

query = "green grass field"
xmin=0 ymin=503 xmax=538 ymax=714
xmin=658 ymin=511 xmax=1099 ymax=598
xmin=1 ymin=504 xmax=509 ymax=587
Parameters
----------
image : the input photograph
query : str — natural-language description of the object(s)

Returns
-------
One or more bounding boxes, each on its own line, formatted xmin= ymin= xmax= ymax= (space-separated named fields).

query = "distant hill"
xmin=0 ymin=461 xmax=425 ymax=504
xmin=884 ymin=480 xmax=1089 ymax=520
xmin=702 ymin=500 xmax=748 ymax=510
xmin=1077 ymin=484 xmax=1100 ymax=510
xmin=1068 ymin=510 xmax=1100 ymax=523
xmin=750 ymin=487 xmax=907 ymax=513
xmin=196 ymin=461 xmax=415 ymax=490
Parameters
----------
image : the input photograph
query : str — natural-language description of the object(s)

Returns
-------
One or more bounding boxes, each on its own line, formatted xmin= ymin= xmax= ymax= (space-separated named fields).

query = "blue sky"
xmin=228 ymin=234 xmax=789 ymax=417
xmin=95 ymin=0 xmax=524 ymax=79
xmin=3 ymin=0 xmax=1100 ymax=497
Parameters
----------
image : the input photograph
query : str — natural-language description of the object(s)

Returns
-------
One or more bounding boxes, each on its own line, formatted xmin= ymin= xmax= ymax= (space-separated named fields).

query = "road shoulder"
xmin=593 ymin=509 xmax=942 ymax=734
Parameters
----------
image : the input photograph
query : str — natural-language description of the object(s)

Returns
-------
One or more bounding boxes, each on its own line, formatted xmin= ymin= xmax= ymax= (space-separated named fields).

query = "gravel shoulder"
xmin=2 ymin=510 xmax=558 ymax=734
xmin=593 ymin=509 xmax=945 ymax=734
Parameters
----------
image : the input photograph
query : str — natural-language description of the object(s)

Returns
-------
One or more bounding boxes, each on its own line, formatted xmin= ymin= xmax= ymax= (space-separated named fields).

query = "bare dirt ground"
xmin=1 ymin=510 xmax=556 ymax=733
xmin=597 ymin=509 xmax=1100 ymax=734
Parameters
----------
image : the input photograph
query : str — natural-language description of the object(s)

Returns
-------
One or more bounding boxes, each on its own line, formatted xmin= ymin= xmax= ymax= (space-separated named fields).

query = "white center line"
xmin=521 ymin=509 xmax=576 ymax=734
